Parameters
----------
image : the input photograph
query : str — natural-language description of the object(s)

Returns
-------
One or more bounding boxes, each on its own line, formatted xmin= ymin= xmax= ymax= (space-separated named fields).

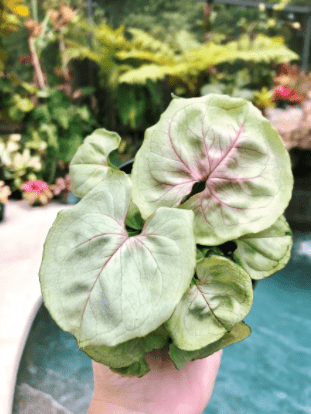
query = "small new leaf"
xmin=164 ymin=256 xmax=253 ymax=351
xmin=233 ymin=215 xmax=293 ymax=279
xmin=69 ymin=128 xmax=121 ymax=198
xmin=169 ymin=322 xmax=251 ymax=370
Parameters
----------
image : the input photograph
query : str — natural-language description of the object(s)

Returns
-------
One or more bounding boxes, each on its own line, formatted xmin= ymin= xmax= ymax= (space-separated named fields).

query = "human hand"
xmin=87 ymin=345 xmax=222 ymax=414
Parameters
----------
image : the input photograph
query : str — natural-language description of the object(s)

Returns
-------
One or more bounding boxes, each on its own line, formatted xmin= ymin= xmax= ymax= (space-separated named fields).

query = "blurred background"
xmin=1 ymin=0 xmax=311 ymax=208
xmin=1 ymin=0 xmax=311 ymax=413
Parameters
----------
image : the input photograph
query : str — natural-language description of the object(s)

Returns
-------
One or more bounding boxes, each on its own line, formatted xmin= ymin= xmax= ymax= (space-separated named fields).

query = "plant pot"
xmin=0 ymin=203 xmax=5 ymax=222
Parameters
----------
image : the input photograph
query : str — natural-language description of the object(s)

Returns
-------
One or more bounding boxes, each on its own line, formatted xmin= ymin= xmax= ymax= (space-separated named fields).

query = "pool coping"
xmin=0 ymin=201 xmax=70 ymax=414
xmin=9 ymin=296 xmax=43 ymax=412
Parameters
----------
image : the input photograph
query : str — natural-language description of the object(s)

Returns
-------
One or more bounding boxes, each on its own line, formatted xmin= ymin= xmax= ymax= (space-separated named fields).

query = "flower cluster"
xmin=50 ymin=174 xmax=71 ymax=196
xmin=272 ymin=62 xmax=311 ymax=105
xmin=48 ymin=6 xmax=76 ymax=31
xmin=25 ymin=19 xmax=42 ymax=37
xmin=274 ymin=86 xmax=305 ymax=104
xmin=21 ymin=180 xmax=53 ymax=206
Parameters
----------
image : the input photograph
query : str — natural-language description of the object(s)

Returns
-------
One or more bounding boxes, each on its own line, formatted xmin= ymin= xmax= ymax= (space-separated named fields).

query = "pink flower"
xmin=276 ymin=86 xmax=293 ymax=99
xmin=274 ymin=86 xmax=305 ymax=104
xmin=22 ymin=180 xmax=49 ymax=195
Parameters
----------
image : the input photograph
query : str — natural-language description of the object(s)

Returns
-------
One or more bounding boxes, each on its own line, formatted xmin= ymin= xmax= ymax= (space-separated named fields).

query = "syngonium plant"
xmin=39 ymin=94 xmax=293 ymax=377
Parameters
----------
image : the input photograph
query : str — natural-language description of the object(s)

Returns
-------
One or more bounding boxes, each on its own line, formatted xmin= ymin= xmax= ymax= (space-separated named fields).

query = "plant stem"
xmin=48 ymin=158 xmax=57 ymax=185
xmin=31 ymin=0 xmax=38 ymax=22
xmin=28 ymin=37 xmax=46 ymax=89
xmin=59 ymin=29 xmax=70 ymax=82
xmin=203 ymin=0 xmax=213 ymax=42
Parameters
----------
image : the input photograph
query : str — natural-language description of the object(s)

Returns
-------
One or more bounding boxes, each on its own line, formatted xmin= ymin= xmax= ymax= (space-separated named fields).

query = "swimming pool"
xmin=13 ymin=231 xmax=311 ymax=414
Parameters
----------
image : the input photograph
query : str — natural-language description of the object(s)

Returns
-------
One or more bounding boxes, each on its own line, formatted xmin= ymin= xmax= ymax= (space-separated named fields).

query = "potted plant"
xmin=39 ymin=94 xmax=293 ymax=377
xmin=0 ymin=180 xmax=11 ymax=222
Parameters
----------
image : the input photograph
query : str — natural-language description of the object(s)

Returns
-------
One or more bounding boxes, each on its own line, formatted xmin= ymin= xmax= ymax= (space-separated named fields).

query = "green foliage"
xmin=169 ymin=322 xmax=251 ymax=370
xmin=39 ymin=94 xmax=293 ymax=377
xmin=64 ymin=15 xmax=298 ymax=129
xmin=211 ymin=4 xmax=291 ymax=42
xmin=0 ymin=83 xmax=98 ymax=192
xmin=201 ymin=68 xmax=255 ymax=101
xmin=0 ymin=75 xmax=35 ymax=123
xmin=254 ymin=87 xmax=276 ymax=110
xmin=115 ymin=79 xmax=163 ymax=129
xmin=0 ymin=6 xmax=20 ymax=71
xmin=24 ymin=88 xmax=98 ymax=183
xmin=99 ymin=0 xmax=205 ymax=42
xmin=39 ymin=172 xmax=196 ymax=348
xmin=69 ymin=128 xmax=121 ymax=198
xmin=233 ymin=215 xmax=293 ymax=280
xmin=164 ymin=255 xmax=253 ymax=351
xmin=116 ymin=32 xmax=298 ymax=89
xmin=0 ymin=133 xmax=42 ymax=190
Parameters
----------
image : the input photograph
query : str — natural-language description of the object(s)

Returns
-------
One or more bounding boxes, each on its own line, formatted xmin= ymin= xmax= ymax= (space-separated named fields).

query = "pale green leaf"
xmin=164 ymin=256 xmax=253 ymax=351
xmin=131 ymin=94 xmax=293 ymax=245
xmin=69 ymin=128 xmax=121 ymax=198
xmin=39 ymin=172 xmax=196 ymax=349
xmin=83 ymin=325 xmax=169 ymax=371
xmin=233 ymin=215 xmax=293 ymax=280
xmin=169 ymin=322 xmax=251 ymax=370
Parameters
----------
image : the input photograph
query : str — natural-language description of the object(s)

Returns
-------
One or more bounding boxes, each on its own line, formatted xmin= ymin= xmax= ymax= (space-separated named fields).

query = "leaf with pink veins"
xmin=131 ymin=94 xmax=293 ymax=245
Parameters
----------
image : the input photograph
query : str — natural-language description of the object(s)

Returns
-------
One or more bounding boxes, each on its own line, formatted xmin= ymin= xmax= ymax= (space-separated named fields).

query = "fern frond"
xmin=116 ymin=49 xmax=179 ymax=66
xmin=127 ymin=28 xmax=175 ymax=56
xmin=185 ymin=34 xmax=299 ymax=73
xmin=185 ymin=43 xmax=236 ymax=71
xmin=226 ymin=34 xmax=299 ymax=64
xmin=119 ymin=63 xmax=190 ymax=84
xmin=168 ymin=30 xmax=202 ymax=52
xmin=93 ymin=22 xmax=129 ymax=50
xmin=64 ymin=42 xmax=102 ymax=65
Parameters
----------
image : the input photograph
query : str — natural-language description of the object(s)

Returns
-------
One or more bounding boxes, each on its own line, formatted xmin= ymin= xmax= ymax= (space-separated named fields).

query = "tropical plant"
xmin=200 ymin=68 xmax=256 ymax=101
xmin=23 ymin=88 xmax=98 ymax=184
xmin=100 ymin=0 xmax=204 ymax=41
xmin=39 ymin=94 xmax=293 ymax=378
xmin=63 ymin=16 xmax=298 ymax=130
xmin=0 ymin=0 xmax=29 ymax=71
xmin=253 ymin=87 xmax=276 ymax=110
xmin=0 ymin=133 xmax=42 ymax=190
xmin=0 ymin=74 xmax=35 ymax=123
xmin=116 ymin=29 xmax=299 ymax=91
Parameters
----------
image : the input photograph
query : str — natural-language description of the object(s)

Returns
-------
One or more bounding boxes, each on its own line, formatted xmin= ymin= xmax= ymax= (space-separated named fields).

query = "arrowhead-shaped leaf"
xmin=39 ymin=171 xmax=196 ymax=348
xmin=69 ymin=128 xmax=121 ymax=198
xmin=233 ymin=215 xmax=293 ymax=280
xmin=164 ymin=256 xmax=253 ymax=351
xmin=131 ymin=94 xmax=293 ymax=245
xmin=169 ymin=321 xmax=251 ymax=370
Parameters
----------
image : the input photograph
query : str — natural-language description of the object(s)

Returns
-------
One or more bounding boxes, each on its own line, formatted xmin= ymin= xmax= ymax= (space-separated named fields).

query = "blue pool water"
xmin=13 ymin=232 xmax=311 ymax=414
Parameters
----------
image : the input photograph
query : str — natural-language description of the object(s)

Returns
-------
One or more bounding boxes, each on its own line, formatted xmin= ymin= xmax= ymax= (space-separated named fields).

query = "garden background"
xmin=1 ymin=0 xmax=311 ymax=208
